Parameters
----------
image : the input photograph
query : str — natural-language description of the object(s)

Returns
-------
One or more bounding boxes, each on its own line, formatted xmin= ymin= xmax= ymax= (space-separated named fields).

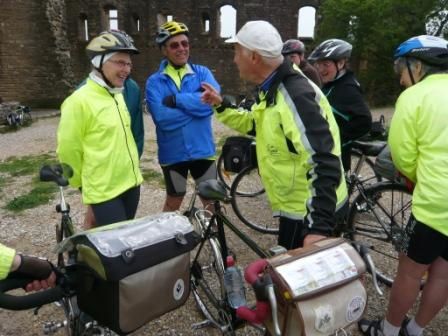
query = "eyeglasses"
xmin=108 ymin=59 xmax=133 ymax=69
xmin=168 ymin=40 xmax=189 ymax=50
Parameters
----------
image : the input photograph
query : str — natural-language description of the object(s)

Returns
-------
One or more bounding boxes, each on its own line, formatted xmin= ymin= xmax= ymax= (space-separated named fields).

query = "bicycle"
xmin=0 ymin=164 xmax=113 ymax=336
xmin=0 ymin=103 xmax=32 ymax=127
xmin=230 ymin=139 xmax=414 ymax=288
xmin=229 ymin=139 xmax=386 ymax=235
xmin=185 ymin=179 xmax=383 ymax=335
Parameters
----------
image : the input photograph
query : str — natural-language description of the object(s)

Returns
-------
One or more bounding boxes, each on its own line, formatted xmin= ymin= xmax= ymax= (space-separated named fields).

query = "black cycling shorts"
xmin=161 ymin=159 xmax=217 ymax=196
xmin=403 ymin=215 xmax=448 ymax=264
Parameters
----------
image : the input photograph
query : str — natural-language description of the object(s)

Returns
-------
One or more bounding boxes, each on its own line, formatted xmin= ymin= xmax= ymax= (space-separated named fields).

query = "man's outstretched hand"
xmin=201 ymin=82 xmax=223 ymax=106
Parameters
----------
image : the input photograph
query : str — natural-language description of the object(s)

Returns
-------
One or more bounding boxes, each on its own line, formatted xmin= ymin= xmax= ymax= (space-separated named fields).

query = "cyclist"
xmin=146 ymin=21 xmax=220 ymax=212
xmin=202 ymin=21 xmax=348 ymax=249
xmin=359 ymin=35 xmax=448 ymax=336
xmin=57 ymin=30 xmax=143 ymax=226
xmin=309 ymin=39 xmax=372 ymax=171
xmin=0 ymin=243 xmax=56 ymax=291
xmin=282 ymin=39 xmax=322 ymax=87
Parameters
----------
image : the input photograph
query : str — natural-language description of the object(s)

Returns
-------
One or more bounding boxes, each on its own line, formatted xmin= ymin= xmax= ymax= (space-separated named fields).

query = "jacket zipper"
xmin=112 ymin=94 xmax=139 ymax=185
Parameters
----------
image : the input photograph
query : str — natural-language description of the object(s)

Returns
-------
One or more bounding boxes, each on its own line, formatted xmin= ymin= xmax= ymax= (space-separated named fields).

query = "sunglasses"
xmin=168 ymin=40 xmax=189 ymax=50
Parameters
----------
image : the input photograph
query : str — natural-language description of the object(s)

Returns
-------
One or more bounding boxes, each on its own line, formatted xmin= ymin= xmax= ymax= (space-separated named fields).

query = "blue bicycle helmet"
xmin=394 ymin=35 xmax=448 ymax=66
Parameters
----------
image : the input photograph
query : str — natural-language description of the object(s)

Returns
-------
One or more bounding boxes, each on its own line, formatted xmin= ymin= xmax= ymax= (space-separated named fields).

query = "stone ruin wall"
xmin=0 ymin=0 xmax=320 ymax=107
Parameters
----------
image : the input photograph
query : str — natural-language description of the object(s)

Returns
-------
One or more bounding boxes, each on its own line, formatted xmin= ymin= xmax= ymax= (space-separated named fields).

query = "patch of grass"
xmin=141 ymin=168 xmax=164 ymax=186
xmin=0 ymin=175 xmax=6 ymax=189
xmin=5 ymin=181 xmax=57 ymax=212
xmin=0 ymin=153 xmax=56 ymax=177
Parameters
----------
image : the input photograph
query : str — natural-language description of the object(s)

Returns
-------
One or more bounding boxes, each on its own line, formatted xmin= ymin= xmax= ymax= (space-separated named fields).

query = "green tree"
xmin=315 ymin=0 xmax=443 ymax=106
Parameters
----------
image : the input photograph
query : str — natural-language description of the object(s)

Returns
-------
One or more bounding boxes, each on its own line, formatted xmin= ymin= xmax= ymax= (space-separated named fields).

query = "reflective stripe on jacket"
xmin=145 ymin=60 xmax=220 ymax=165
xmin=389 ymin=74 xmax=448 ymax=236
xmin=216 ymin=60 xmax=347 ymax=235
xmin=0 ymin=244 xmax=15 ymax=280
xmin=57 ymin=79 xmax=143 ymax=204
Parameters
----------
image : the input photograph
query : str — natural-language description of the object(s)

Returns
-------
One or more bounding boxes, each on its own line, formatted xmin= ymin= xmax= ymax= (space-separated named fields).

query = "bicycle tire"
xmin=191 ymin=234 xmax=232 ymax=333
xmin=230 ymin=165 xmax=278 ymax=235
xmin=346 ymin=182 xmax=412 ymax=287
xmin=350 ymin=149 xmax=382 ymax=184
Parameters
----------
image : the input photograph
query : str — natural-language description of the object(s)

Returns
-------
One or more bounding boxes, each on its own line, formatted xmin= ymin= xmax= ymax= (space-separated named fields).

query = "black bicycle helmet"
xmin=282 ymin=39 xmax=305 ymax=55
xmin=394 ymin=35 xmax=448 ymax=67
xmin=86 ymin=30 xmax=139 ymax=60
xmin=156 ymin=21 xmax=189 ymax=46
xmin=308 ymin=39 xmax=352 ymax=62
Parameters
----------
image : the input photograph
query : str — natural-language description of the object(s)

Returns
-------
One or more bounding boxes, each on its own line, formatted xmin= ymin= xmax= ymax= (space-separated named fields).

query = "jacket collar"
xmin=158 ymin=59 xmax=194 ymax=74
xmin=255 ymin=59 xmax=297 ymax=106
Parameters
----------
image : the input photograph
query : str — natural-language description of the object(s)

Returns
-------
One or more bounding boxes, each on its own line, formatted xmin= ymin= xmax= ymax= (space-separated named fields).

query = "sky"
xmin=220 ymin=5 xmax=316 ymax=39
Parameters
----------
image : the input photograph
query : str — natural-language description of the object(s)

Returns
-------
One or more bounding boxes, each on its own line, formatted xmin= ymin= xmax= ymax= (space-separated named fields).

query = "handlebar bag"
xmin=221 ymin=136 xmax=256 ymax=173
xmin=58 ymin=212 xmax=199 ymax=335
xmin=265 ymin=238 xmax=367 ymax=336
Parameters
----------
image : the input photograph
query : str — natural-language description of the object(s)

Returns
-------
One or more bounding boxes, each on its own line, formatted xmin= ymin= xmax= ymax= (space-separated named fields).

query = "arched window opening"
xmin=79 ymin=13 xmax=89 ymax=41
xmin=157 ymin=13 xmax=173 ymax=27
xmin=297 ymin=6 xmax=316 ymax=39
xmin=131 ymin=14 xmax=141 ymax=33
xmin=202 ymin=12 xmax=211 ymax=33
xmin=219 ymin=5 xmax=236 ymax=38
xmin=108 ymin=8 xmax=118 ymax=30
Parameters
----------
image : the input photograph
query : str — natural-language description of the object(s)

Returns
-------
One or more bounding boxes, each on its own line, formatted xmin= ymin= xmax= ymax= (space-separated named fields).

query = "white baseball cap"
xmin=225 ymin=20 xmax=283 ymax=58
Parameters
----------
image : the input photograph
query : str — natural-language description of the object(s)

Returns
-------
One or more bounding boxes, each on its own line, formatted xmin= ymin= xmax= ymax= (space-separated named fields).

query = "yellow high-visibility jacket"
xmin=389 ymin=73 xmax=448 ymax=236
xmin=57 ymin=79 xmax=143 ymax=204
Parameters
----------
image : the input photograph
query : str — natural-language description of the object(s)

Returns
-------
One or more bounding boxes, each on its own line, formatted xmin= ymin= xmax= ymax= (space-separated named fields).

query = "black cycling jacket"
xmin=322 ymin=70 xmax=372 ymax=145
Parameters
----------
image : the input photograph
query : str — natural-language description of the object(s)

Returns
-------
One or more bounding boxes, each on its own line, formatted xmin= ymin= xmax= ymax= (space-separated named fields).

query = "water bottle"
xmin=223 ymin=255 xmax=247 ymax=309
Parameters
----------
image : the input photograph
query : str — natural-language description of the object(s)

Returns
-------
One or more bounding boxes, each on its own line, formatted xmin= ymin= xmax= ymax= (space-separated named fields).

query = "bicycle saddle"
xmin=352 ymin=140 xmax=386 ymax=157
xmin=197 ymin=179 xmax=228 ymax=201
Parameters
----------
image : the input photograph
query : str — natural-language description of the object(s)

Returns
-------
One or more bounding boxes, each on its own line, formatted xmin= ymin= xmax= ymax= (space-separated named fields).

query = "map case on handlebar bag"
xmin=58 ymin=212 xmax=199 ymax=335
xmin=265 ymin=238 xmax=367 ymax=336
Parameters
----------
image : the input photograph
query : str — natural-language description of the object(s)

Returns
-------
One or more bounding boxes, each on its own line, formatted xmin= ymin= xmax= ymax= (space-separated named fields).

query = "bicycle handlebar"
xmin=0 ymin=276 xmax=65 ymax=311
xmin=236 ymin=259 xmax=281 ymax=336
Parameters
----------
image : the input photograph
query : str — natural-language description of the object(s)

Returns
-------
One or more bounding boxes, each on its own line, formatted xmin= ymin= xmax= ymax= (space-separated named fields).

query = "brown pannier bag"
xmin=264 ymin=238 xmax=367 ymax=336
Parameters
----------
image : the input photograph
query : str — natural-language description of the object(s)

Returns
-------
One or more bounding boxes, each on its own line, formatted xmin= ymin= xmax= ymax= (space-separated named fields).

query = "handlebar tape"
xmin=244 ymin=258 xmax=268 ymax=284
xmin=237 ymin=258 xmax=272 ymax=324
xmin=236 ymin=301 xmax=271 ymax=324
xmin=0 ymin=277 xmax=64 ymax=311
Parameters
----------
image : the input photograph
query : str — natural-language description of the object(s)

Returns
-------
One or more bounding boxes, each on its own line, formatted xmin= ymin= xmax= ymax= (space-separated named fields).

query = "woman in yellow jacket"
xmin=57 ymin=30 xmax=143 ymax=226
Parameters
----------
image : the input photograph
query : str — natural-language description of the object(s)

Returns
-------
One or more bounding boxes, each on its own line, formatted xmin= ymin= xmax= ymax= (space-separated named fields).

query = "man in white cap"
xmin=202 ymin=21 xmax=348 ymax=249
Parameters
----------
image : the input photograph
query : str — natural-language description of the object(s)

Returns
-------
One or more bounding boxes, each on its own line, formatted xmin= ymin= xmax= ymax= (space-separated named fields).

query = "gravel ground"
xmin=0 ymin=109 xmax=446 ymax=336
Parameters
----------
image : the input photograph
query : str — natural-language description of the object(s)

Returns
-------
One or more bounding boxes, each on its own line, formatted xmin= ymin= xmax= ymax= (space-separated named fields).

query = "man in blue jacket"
xmin=146 ymin=21 xmax=220 ymax=211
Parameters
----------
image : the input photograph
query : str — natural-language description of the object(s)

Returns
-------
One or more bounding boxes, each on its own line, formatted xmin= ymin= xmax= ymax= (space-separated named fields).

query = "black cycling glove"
xmin=14 ymin=255 xmax=53 ymax=280
xmin=162 ymin=95 xmax=176 ymax=108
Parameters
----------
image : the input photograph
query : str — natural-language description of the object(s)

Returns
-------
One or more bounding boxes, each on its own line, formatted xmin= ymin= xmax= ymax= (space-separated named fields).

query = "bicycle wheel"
xmin=346 ymin=182 xmax=412 ymax=287
xmin=191 ymin=230 xmax=232 ymax=333
xmin=22 ymin=111 xmax=32 ymax=125
xmin=350 ymin=149 xmax=382 ymax=184
xmin=230 ymin=166 xmax=278 ymax=234
xmin=217 ymin=153 xmax=238 ymax=191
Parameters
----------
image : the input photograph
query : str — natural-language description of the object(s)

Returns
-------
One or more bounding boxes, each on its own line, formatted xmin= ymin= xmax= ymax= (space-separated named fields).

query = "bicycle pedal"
xmin=191 ymin=319 xmax=213 ymax=330
xmin=43 ymin=320 xmax=67 ymax=334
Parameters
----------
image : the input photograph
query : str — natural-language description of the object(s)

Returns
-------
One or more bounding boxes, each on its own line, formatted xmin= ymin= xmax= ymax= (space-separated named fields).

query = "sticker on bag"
xmin=173 ymin=278 xmax=185 ymax=301
xmin=346 ymin=296 xmax=366 ymax=323
xmin=314 ymin=304 xmax=335 ymax=333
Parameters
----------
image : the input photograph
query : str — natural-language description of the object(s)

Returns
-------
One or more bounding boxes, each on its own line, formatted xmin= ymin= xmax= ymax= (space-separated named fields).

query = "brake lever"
xmin=267 ymin=284 xmax=281 ymax=336
xmin=358 ymin=244 xmax=383 ymax=296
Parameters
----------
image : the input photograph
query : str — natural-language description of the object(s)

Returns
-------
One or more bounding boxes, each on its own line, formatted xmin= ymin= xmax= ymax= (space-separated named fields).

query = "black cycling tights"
xmin=91 ymin=186 xmax=140 ymax=226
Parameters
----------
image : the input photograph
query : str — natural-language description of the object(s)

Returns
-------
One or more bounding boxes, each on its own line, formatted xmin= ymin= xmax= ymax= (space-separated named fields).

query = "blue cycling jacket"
xmin=145 ymin=60 xmax=220 ymax=165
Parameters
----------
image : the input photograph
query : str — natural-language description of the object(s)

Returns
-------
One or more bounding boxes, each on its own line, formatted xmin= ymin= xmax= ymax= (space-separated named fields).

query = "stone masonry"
xmin=0 ymin=0 xmax=320 ymax=107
